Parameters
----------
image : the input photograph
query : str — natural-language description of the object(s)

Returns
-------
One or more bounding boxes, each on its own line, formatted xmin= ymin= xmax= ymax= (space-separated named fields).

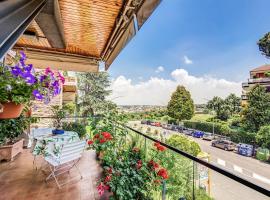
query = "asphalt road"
xmin=128 ymin=121 xmax=270 ymax=200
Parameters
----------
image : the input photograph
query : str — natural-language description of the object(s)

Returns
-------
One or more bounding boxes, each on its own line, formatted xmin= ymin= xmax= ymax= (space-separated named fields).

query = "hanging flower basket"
xmin=0 ymin=102 xmax=24 ymax=119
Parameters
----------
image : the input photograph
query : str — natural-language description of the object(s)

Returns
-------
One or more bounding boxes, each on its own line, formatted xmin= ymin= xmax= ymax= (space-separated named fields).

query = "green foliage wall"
xmin=183 ymin=120 xmax=228 ymax=135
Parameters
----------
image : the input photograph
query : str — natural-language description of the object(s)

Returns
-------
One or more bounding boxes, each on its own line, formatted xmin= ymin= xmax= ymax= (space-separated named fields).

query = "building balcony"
xmin=63 ymin=76 xmax=77 ymax=93
xmin=248 ymin=77 xmax=270 ymax=83
xmin=62 ymin=76 xmax=77 ymax=103
xmin=242 ymin=82 xmax=249 ymax=87
xmin=241 ymin=94 xmax=248 ymax=100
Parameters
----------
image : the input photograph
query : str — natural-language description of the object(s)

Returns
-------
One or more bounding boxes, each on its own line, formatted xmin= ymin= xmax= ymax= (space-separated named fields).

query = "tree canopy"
xmin=206 ymin=93 xmax=241 ymax=121
xmin=167 ymin=85 xmax=194 ymax=121
xmin=256 ymin=125 xmax=270 ymax=149
xmin=258 ymin=32 xmax=270 ymax=58
xmin=242 ymin=85 xmax=270 ymax=132
xmin=77 ymin=72 xmax=113 ymax=116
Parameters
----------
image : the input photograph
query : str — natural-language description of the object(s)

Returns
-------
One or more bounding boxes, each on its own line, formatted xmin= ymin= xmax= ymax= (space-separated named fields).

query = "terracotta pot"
xmin=0 ymin=102 xmax=24 ymax=119
xmin=0 ymin=139 xmax=24 ymax=161
xmin=24 ymin=108 xmax=32 ymax=117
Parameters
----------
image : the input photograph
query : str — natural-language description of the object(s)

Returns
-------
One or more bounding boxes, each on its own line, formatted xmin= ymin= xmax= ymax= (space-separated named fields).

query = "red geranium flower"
xmin=94 ymin=134 xmax=100 ymax=139
xmin=100 ymin=138 xmax=106 ymax=143
xmin=97 ymin=182 xmax=105 ymax=196
xmin=136 ymin=160 xmax=142 ymax=170
xmin=87 ymin=140 xmax=94 ymax=145
xmin=154 ymin=142 xmax=160 ymax=147
xmin=104 ymin=175 xmax=111 ymax=183
xmin=148 ymin=160 xmax=159 ymax=170
xmin=97 ymin=182 xmax=110 ymax=196
xmin=103 ymin=184 xmax=110 ymax=191
xmin=157 ymin=168 xmax=169 ymax=179
xmin=154 ymin=142 xmax=166 ymax=151
xmin=106 ymin=167 xmax=113 ymax=174
xmin=156 ymin=144 xmax=166 ymax=151
xmin=101 ymin=132 xmax=113 ymax=140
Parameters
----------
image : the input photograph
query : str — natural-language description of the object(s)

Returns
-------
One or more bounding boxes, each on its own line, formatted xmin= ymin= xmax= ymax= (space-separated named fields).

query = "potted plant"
xmin=51 ymin=105 xmax=66 ymax=134
xmin=0 ymin=113 xmax=34 ymax=161
xmin=0 ymin=51 xmax=65 ymax=119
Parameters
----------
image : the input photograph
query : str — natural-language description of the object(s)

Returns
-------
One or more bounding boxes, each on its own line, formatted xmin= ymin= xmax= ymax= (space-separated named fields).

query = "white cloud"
xmin=183 ymin=55 xmax=193 ymax=64
xmin=155 ymin=66 xmax=164 ymax=73
xmin=110 ymin=68 xmax=241 ymax=105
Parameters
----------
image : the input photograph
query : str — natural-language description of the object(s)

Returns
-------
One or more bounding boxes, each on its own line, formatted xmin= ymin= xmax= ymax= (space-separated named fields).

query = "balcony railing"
xmin=248 ymin=77 xmax=270 ymax=83
xmin=242 ymin=82 xmax=249 ymax=87
xmin=241 ymin=94 xmax=248 ymax=100
xmin=30 ymin=116 xmax=270 ymax=199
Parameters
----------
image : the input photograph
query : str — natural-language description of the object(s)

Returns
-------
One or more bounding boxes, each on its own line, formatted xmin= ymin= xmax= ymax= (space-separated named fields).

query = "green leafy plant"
xmin=62 ymin=122 xmax=86 ymax=138
xmin=0 ymin=114 xmax=37 ymax=145
xmin=256 ymin=125 xmax=270 ymax=149
xmin=51 ymin=105 xmax=66 ymax=129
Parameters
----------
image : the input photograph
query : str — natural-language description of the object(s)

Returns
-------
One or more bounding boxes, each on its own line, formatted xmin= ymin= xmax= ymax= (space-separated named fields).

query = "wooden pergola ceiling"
xmin=13 ymin=0 xmax=161 ymax=71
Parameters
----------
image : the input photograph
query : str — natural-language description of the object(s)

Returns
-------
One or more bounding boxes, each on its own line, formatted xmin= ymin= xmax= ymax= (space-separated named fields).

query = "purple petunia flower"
xmin=52 ymin=80 xmax=59 ymax=87
xmin=45 ymin=67 xmax=54 ymax=76
xmin=20 ymin=51 xmax=26 ymax=60
xmin=32 ymin=89 xmax=43 ymax=100
xmin=19 ymin=51 xmax=26 ymax=66
xmin=58 ymin=72 xmax=65 ymax=84
xmin=53 ymin=86 xmax=61 ymax=96
xmin=11 ymin=65 xmax=22 ymax=76
xmin=22 ymin=72 xmax=36 ymax=85
xmin=39 ymin=75 xmax=47 ymax=83
xmin=24 ymin=64 xmax=33 ymax=72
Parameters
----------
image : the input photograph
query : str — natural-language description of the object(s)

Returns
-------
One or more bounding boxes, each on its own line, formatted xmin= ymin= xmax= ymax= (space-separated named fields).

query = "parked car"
xmin=211 ymin=139 xmax=236 ymax=151
xmin=163 ymin=124 xmax=173 ymax=130
xmin=183 ymin=128 xmax=194 ymax=136
xmin=192 ymin=131 xmax=204 ymax=138
xmin=141 ymin=120 xmax=147 ymax=124
xmin=237 ymin=143 xmax=254 ymax=157
xmin=202 ymin=132 xmax=215 ymax=141
xmin=154 ymin=122 xmax=161 ymax=127
xmin=146 ymin=120 xmax=152 ymax=125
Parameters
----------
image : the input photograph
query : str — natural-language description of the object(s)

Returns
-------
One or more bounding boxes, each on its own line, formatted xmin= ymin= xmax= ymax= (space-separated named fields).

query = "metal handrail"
xmin=122 ymin=124 xmax=270 ymax=197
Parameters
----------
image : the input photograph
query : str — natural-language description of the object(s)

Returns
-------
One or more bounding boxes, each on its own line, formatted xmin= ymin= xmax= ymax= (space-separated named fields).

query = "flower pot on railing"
xmin=0 ymin=102 xmax=24 ymax=119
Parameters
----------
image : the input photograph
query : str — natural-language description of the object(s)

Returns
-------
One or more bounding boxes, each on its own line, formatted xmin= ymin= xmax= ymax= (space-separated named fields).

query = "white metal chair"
xmin=45 ymin=140 xmax=86 ymax=189
xmin=30 ymin=128 xmax=54 ymax=169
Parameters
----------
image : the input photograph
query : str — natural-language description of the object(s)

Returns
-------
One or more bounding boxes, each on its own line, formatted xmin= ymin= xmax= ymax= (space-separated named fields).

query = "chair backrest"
xmin=32 ymin=128 xmax=53 ymax=139
xmin=58 ymin=140 xmax=86 ymax=165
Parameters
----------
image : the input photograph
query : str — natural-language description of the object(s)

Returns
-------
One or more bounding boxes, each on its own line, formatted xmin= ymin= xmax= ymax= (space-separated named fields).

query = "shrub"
xmin=183 ymin=120 xmax=220 ymax=134
xmin=256 ymin=126 xmax=270 ymax=149
xmin=62 ymin=122 xmax=86 ymax=138
xmin=0 ymin=114 xmax=36 ymax=145
xmin=166 ymin=134 xmax=201 ymax=156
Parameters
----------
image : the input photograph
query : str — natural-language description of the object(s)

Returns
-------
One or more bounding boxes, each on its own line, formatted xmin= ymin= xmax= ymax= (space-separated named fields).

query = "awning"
xmin=0 ymin=0 xmax=162 ymax=71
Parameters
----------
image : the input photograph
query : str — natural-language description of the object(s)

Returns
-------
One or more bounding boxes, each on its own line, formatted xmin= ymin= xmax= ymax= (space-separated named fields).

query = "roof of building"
xmin=250 ymin=64 xmax=270 ymax=72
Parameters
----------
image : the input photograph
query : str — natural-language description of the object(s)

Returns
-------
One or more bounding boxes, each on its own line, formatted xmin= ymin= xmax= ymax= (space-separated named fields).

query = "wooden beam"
xmin=22 ymin=49 xmax=99 ymax=72
xmin=36 ymin=0 xmax=66 ymax=48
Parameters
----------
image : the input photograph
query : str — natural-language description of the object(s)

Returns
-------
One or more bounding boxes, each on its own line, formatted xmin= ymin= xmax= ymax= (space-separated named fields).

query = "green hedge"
xmin=183 ymin=120 xmax=228 ymax=135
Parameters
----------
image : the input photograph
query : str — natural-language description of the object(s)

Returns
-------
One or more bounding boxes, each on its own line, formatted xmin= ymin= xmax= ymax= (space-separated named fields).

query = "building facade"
xmin=242 ymin=64 xmax=270 ymax=106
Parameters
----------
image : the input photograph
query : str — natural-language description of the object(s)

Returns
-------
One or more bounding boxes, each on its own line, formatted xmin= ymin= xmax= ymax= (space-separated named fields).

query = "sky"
xmin=108 ymin=0 xmax=270 ymax=105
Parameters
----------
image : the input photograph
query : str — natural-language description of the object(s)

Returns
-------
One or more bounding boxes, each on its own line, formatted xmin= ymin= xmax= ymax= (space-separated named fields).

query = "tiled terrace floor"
xmin=0 ymin=149 xmax=104 ymax=200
